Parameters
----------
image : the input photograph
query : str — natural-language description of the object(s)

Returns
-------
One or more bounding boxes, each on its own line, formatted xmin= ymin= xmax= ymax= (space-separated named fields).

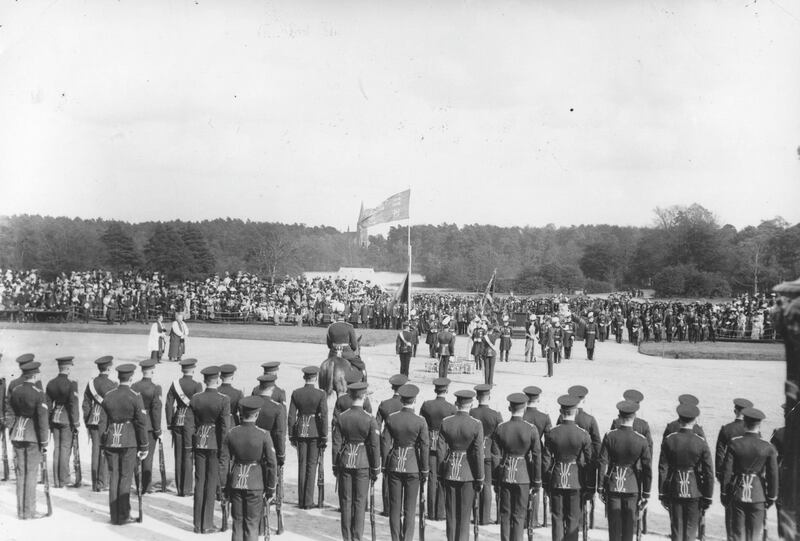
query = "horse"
xmin=318 ymin=340 xmax=366 ymax=399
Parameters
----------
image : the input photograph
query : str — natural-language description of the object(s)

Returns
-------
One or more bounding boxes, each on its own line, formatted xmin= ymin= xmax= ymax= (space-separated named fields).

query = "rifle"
xmin=263 ymin=495 xmax=271 ymax=541
xmin=642 ymin=507 xmax=648 ymax=534
xmin=582 ymin=497 xmax=588 ymax=541
xmin=72 ymin=430 xmax=82 ymax=487
xmin=698 ymin=507 xmax=706 ymax=541
xmin=317 ymin=448 xmax=325 ymax=508
xmin=526 ymin=488 xmax=535 ymax=541
xmin=41 ymin=451 xmax=52 ymax=516
xmin=276 ymin=465 xmax=284 ymax=534
xmin=635 ymin=498 xmax=643 ymax=541
xmin=221 ymin=493 xmax=229 ymax=532
xmin=543 ymin=490 xmax=548 ymax=527
xmin=2 ymin=427 xmax=9 ymax=481
xmin=158 ymin=438 xmax=167 ymax=492
xmin=419 ymin=476 xmax=426 ymax=541
xmin=369 ymin=478 xmax=376 ymax=541
xmin=589 ymin=496 xmax=595 ymax=529
xmin=473 ymin=490 xmax=480 ymax=541
xmin=135 ymin=455 xmax=143 ymax=522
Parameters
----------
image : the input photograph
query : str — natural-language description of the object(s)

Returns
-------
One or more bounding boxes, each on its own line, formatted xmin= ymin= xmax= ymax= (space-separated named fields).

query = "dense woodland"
xmin=1 ymin=204 xmax=798 ymax=297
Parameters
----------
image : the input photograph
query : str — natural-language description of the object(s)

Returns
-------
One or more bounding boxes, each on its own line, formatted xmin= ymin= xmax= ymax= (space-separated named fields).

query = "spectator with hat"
xmin=288 ymin=366 xmax=328 ymax=509
xmin=83 ymin=355 xmax=117 ymax=492
xmin=332 ymin=380 xmax=380 ymax=541
xmin=131 ymin=359 xmax=163 ymax=493
xmin=438 ymin=388 xmax=485 ymax=541
xmin=470 ymin=383 xmax=503 ymax=525
xmin=720 ymin=407 xmax=779 ymax=541
xmin=420 ymin=377 xmax=457 ymax=521
xmin=543 ymin=394 xmax=593 ymax=541
xmin=184 ymin=365 xmax=231 ymax=533
xmin=224 ymin=395 xmax=277 ymax=541
xmin=658 ymin=403 xmax=713 ymax=541
xmin=45 ymin=355 xmax=79 ymax=488
xmin=598 ymin=400 xmax=652 ymax=541
xmin=6 ymin=360 xmax=49 ymax=519
xmin=380 ymin=383 xmax=430 ymax=541
xmin=100 ymin=363 xmax=148 ymax=525
xmin=166 ymin=358 xmax=203 ymax=497
xmin=218 ymin=364 xmax=243 ymax=426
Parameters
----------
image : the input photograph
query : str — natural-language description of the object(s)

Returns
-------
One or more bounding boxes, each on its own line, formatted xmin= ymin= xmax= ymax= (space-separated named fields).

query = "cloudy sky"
xmin=1 ymin=0 xmax=798 ymax=231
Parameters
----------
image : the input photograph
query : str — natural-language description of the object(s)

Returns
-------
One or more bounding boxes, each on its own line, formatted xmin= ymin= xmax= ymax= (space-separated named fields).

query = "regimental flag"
xmin=358 ymin=190 xmax=411 ymax=229
xmin=392 ymin=272 xmax=409 ymax=305
xmin=482 ymin=269 xmax=497 ymax=310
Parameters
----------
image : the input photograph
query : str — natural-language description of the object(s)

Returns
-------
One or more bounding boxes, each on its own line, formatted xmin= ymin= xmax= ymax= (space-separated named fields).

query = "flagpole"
xmin=407 ymin=187 xmax=412 ymax=317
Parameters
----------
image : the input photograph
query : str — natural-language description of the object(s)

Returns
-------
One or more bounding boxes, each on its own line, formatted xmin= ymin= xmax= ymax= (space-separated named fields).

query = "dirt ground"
xmin=0 ymin=326 xmax=786 ymax=541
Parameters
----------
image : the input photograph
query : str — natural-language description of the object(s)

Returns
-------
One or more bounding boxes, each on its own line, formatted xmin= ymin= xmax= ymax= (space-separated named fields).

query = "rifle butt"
xmin=369 ymin=480 xmax=376 ymax=541
xmin=136 ymin=457 xmax=143 ymax=522
xmin=543 ymin=492 xmax=548 ymax=527
xmin=158 ymin=439 xmax=167 ymax=492
xmin=41 ymin=453 xmax=52 ymax=516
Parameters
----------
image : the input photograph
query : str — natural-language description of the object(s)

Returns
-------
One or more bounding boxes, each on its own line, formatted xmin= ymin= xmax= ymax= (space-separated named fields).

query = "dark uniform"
xmin=396 ymin=325 xmax=414 ymax=377
xmin=288 ymin=369 xmax=328 ymax=509
xmin=83 ymin=356 xmax=118 ymax=491
xmin=470 ymin=387 xmax=503 ymax=525
xmin=327 ymin=315 xmax=360 ymax=361
xmin=218 ymin=364 xmax=244 ymax=426
xmin=131 ymin=359 xmax=162 ymax=493
xmin=420 ymin=380 xmax=457 ymax=521
xmin=334 ymin=389 xmax=373 ymax=426
xmin=166 ymin=359 xmax=203 ymax=496
xmin=471 ymin=325 xmax=486 ymax=370
xmin=332 ymin=382 xmax=381 ymax=541
xmin=45 ymin=357 xmax=79 ymax=488
xmin=6 ymin=362 xmax=49 ymax=519
xmin=492 ymin=393 xmax=542 ymax=541
xmin=100 ymin=364 xmax=148 ymax=525
xmin=436 ymin=322 xmax=456 ymax=379
xmin=380 ymin=384 xmax=430 ymax=541
xmin=714 ymin=398 xmax=752 ymax=537
xmin=543 ymin=396 xmax=593 ymax=541
xmin=499 ymin=321 xmax=513 ymax=362
xmin=483 ymin=328 xmax=500 ymax=385
xmin=225 ymin=396 xmax=277 ymax=541
xmin=664 ymin=394 xmax=706 ymax=439
xmin=523 ymin=386 xmax=552 ymax=527
xmin=250 ymin=361 xmax=287 ymax=404
xmin=377 ymin=375 xmax=407 ymax=515
xmin=658 ymin=406 xmax=714 ymax=541
xmin=563 ymin=321 xmax=575 ymax=359
xmin=720 ymin=408 xmax=779 ymax=541
xmin=184 ymin=367 xmax=231 ymax=533
xmin=437 ymin=390 xmax=485 ymax=541
xmin=770 ymin=423 xmax=787 ymax=539
xmin=584 ymin=317 xmax=598 ymax=360
xmin=598 ymin=402 xmax=652 ymax=541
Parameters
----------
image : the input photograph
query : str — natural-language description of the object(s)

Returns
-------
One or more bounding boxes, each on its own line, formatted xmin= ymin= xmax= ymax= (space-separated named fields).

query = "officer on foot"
xmin=185 ymin=365 xmax=231 ymax=533
xmin=289 ymin=366 xmax=328 ymax=509
xmin=523 ymin=386 xmax=552 ymax=527
xmin=563 ymin=320 xmax=575 ymax=360
xmin=83 ymin=355 xmax=117 ymax=492
xmin=543 ymin=394 xmax=593 ymax=541
xmin=332 ymin=381 xmax=381 ymax=541
xmin=225 ymin=396 xmax=277 ymax=541
xmin=381 ymin=383 xmax=430 ymax=541
xmin=720 ymin=407 xmax=779 ymax=541
xmin=437 ymin=389 xmax=485 ymax=541
xmin=524 ymin=315 xmax=537 ymax=363
xmin=420 ymin=377 xmax=456 ymax=522
xmin=396 ymin=321 xmax=414 ymax=377
xmin=499 ymin=316 xmax=513 ymax=362
xmin=378 ymin=374 xmax=408 ymax=515
xmin=470 ymin=384 xmax=502 ymax=525
xmin=131 ymin=359 xmax=162 ymax=493
xmin=493 ymin=392 xmax=541 ymax=541
xmin=251 ymin=362 xmax=286 ymax=404
xmin=101 ymin=363 xmax=148 ymax=525
xmin=6 ymin=361 xmax=49 ymax=519
xmin=436 ymin=316 xmax=456 ymax=378
xmin=45 ymin=356 xmax=79 ymax=488
xmin=218 ymin=364 xmax=243 ymax=426
xmin=584 ymin=313 xmax=598 ymax=360
xmin=483 ymin=325 xmax=500 ymax=385
xmin=166 ymin=358 xmax=203 ymax=497
xmin=658 ymin=403 xmax=713 ymax=541
xmin=598 ymin=400 xmax=652 ymax=541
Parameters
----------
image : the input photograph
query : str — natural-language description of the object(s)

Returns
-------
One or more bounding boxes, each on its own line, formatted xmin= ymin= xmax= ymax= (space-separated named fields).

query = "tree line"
xmin=0 ymin=204 xmax=798 ymax=297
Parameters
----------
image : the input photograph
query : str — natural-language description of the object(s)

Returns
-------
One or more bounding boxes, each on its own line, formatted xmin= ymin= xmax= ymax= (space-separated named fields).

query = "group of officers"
xmin=1 ymin=349 xmax=784 ymax=541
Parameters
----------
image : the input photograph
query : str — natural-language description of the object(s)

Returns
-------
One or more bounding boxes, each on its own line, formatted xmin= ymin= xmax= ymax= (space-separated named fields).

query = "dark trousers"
xmin=477 ymin=466 xmax=493 ymax=524
xmin=730 ymin=501 xmax=765 ymax=541
xmin=13 ymin=442 xmax=41 ymax=519
xmin=444 ymin=480 xmax=475 ymax=541
xmin=193 ymin=449 xmax=219 ymax=531
xmin=586 ymin=347 xmax=595 ymax=360
xmin=547 ymin=352 xmax=554 ymax=377
xmin=667 ymin=499 xmax=700 ymax=541
xmin=338 ymin=468 xmax=370 ymax=541
xmin=399 ymin=354 xmax=411 ymax=377
xmin=297 ymin=438 xmax=319 ymax=508
xmin=607 ymin=493 xmax=637 ymax=541
xmin=51 ymin=425 xmax=72 ymax=487
xmin=141 ymin=432 xmax=156 ymax=493
xmin=172 ymin=429 xmax=193 ymax=496
xmin=88 ymin=426 xmax=108 ymax=490
xmin=550 ymin=489 xmax=581 ymax=541
xmin=438 ymin=355 xmax=450 ymax=378
xmin=388 ymin=472 xmax=419 ymax=541
xmin=564 ymin=346 xmax=572 ymax=359
xmin=231 ymin=489 xmax=262 ymax=541
xmin=484 ymin=355 xmax=496 ymax=385
xmin=428 ymin=454 xmax=446 ymax=520
xmin=500 ymin=482 xmax=529 ymax=541
xmin=105 ymin=447 xmax=136 ymax=524
xmin=500 ymin=348 xmax=510 ymax=362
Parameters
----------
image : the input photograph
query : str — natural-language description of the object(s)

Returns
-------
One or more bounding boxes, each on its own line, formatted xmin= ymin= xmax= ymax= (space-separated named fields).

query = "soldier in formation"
xmin=420 ymin=377 xmax=456 ymax=522
xmin=131 ymin=359 xmax=162 ymax=493
xmin=288 ymin=366 xmax=327 ymax=509
xmin=83 ymin=355 xmax=116 ymax=492
xmin=470 ymin=383 xmax=502 ymax=525
xmin=45 ymin=356 xmax=79 ymax=488
xmin=166 ymin=358 xmax=203 ymax=496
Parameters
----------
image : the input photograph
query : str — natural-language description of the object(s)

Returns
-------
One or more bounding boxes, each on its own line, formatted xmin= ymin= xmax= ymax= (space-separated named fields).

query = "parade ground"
xmin=0 ymin=325 xmax=785 ymax=541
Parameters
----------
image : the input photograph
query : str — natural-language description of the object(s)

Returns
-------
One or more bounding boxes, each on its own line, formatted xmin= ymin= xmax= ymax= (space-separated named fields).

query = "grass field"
xmin=639 ymin=340 xmax=784 ymax=361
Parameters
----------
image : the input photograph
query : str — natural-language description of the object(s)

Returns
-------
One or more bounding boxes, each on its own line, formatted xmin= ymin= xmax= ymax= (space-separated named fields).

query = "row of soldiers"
xmin=2 ymin=351 xmax=784 ymax=541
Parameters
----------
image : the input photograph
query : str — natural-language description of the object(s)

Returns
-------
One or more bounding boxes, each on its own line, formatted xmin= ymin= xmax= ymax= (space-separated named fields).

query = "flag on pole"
xmin=392 ymin=272 xmax=410 ymax=305
xmin=482 ymin=269 xmax=497 ymax=311
xmin=358 ymin=190 xmax=411 ymax=228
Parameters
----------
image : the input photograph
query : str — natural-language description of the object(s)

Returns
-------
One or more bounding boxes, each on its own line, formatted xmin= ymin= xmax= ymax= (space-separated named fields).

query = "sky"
xmin=1 ymin=0 xmax=799 ymax=231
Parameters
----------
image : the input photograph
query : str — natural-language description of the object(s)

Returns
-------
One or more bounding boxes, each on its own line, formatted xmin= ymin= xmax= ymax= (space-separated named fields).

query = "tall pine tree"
xmin=181 ymin=224 xmax=216 ymax=277
xmin=144 ymin=223 xmax=194 ymax=281
xmin=100 ymin=222 xmax=141 ymax=271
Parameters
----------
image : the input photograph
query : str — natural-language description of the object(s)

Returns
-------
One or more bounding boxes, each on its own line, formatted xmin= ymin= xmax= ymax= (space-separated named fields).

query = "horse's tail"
xmin=319 ymin=358 xmax=335 ymax=397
